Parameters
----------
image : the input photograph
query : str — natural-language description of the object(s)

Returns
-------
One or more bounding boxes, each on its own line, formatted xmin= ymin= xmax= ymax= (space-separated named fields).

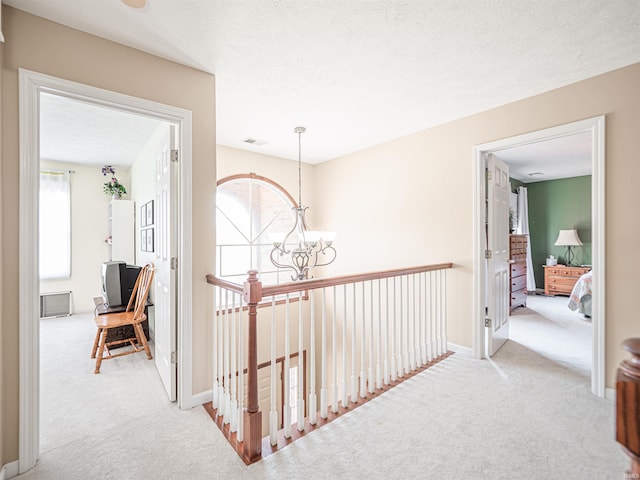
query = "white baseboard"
xmin=447 ymin=342 xmax=473 ymax=356
xmin=189 ymin=389 xmax=213 ymax=408
xmin=605 ymin=388 xmax=616 ymax=401
xmin=1 ymin=460 xmax=19 ymax=479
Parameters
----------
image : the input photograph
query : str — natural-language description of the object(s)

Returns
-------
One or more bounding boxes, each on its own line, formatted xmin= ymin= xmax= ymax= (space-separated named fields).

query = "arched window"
xmin=216 ymin=173 xmax=297 ymax=285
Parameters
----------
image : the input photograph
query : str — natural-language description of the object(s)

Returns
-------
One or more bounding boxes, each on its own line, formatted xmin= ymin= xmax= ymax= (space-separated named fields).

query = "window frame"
xmin=215 ymin=173 xmax=308 ymax=308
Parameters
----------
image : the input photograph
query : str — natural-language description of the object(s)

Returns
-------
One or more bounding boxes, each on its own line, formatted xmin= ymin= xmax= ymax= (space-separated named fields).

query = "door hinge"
xmin=485 ymin=317 xmax=492 ymax=328
xmin=171 ymin=351 xmax=178 ymax=364
xmin=485 ymin=249 xmax=492 ymax=259
xmin=171 ymin=257 xmax=178 ymax=270
xmin=485 ymin=169 xmax=492 ymax=181
xmin=170 ymin=149 xmax=179 ymax=163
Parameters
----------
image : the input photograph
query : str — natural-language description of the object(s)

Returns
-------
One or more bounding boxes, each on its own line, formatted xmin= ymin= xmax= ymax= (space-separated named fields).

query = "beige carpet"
xmin=16 ymin=303 xmax=626 ymax=480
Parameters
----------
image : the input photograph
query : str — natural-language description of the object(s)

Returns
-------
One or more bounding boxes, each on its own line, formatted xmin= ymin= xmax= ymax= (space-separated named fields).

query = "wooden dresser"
xmin=509 ymin=234 xmax=527 ymax=311
xmin=543 ymin=265 xmax=591 ymax=296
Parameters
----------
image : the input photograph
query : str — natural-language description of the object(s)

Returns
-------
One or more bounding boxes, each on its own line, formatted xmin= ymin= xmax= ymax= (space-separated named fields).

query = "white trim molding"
xmin=605 ymin=388 xmax=616 ymax=402
xmin=447 ymin=342 xmax=474 ymax=357
xmin=1 ymin=461 xmax=20 ymax=480
xmin=472 ymin=116 xmax=606 ymax=398
xmin=18 ymin=69 xmax=194 ymax=472
xmin=190 ymin=389 xmax=214 ymax=408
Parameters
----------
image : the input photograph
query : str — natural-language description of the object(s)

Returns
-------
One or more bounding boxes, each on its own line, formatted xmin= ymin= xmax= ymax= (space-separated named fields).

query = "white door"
xmin=486 ymin=153 xmax=510 ymax=356
xmin=154 ymin=124 xmax=178 ymax=401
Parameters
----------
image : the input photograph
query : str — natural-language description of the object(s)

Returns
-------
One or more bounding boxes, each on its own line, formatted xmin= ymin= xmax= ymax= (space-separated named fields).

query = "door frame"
xmin=472 ymin=116 xmax=606 ymax=397
xmin=18 ymin=69 xmax=194 ymax=472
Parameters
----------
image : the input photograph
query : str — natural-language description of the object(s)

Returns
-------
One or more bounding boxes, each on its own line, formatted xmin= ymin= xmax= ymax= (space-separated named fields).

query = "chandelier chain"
xmin=298 ymin=129 xmax=302 ymax=207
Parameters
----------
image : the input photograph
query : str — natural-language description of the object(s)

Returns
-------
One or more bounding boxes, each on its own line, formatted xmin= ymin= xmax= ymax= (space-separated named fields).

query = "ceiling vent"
xmin=241 ymin=137 xmax=267 ymax=146
xmin=528 ymin=172 xmax=544 ymax=177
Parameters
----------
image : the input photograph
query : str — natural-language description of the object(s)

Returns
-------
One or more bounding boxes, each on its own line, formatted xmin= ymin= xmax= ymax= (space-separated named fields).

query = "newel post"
xmin=242 ymin=270 xmax=263 ymax=464
xmin=616 ymin=338 xmax=640 ymax=477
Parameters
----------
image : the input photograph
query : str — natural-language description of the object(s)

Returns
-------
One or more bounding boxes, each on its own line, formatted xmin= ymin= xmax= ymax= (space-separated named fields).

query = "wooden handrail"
xmin=261 ymin=262 xmax=453 ymax=297
xmin=206 ymin=262 xmax=454 ymax=298
xmin=206 ymin=274 xmax=245 ymax=295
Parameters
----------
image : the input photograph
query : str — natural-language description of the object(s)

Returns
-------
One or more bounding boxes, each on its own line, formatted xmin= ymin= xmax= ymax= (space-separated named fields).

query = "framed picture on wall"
xmin=146 ymin=200 xmax=154 ymax=226
xmin=141 ymin=228 xmax=154 ymax=253
xmin=141 ymin=228 xmax=147 ymax=251
xmin=147 ymin=228 xmax=154 ymax=252
xmin=140 ymin=203 xmax=148 ymax=227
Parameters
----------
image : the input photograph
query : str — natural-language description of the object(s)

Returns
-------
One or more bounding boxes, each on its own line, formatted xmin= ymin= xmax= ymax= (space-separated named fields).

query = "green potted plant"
xmin=102 ymin=165 xmax=127 ymax=199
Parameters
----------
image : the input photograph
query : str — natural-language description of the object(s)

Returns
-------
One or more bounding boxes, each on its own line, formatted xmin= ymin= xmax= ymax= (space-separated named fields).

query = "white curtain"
xmin=40 ymin=170 xmax=71 ymax=279
xmin=516 ymin=186 xmax=536 ymax=292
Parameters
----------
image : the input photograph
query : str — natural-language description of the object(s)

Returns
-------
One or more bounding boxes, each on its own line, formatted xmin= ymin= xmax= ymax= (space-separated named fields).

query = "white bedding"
xmin=568 ymin=270 xmax=592 ymax=316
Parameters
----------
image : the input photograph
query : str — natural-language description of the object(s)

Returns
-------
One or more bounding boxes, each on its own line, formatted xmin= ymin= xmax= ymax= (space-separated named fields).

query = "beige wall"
xmin=1 ymin=7 xmax=216 ymax=465
xmin=315 ymin=62 xmax=640 ymax=390
xmin=39 ymin=160 xmax=121 ymax=313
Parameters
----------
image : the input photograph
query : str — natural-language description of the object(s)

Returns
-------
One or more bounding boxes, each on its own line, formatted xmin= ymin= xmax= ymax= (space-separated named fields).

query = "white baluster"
xmin=320 ymin=289 xmax=328 ymax=418
xmin=419 ymin=273 xmax=425 ymax=366
xmin=430 ymin=271 xmax=437 ymax=359
xmin=350 ymin=284 xmax=358 ymax=403
xmin=331 ymin=286 xmax=338 ymax=413
xmin=398 ymin=276 xmax=404 ymax=378
xmin=391 ymin=277 xmax=397 ymax=382
xmin=411 ymin=274 xmax=417 ymax=370
xmin=368 ymin=281 xmax=374 ymax=394
xmin=297 ymin=291 xmax=305 ymax=430
xmin=223 ymin=290 xmax=230 ymax=422
xmin=404 ymin=276 xmax=410 ymax=374
xmin=442 ymin=269 xmax=448 ymax=354
xmin=230 ymin=293 xmax=238 ymax=432
xmin=237 ymin=293 xmax=244 ymax=443
xmin=384 ymin=278 xmax=389 ymax=385
xmin=217 ymin=288 xmax=225 ymax=415
xmin=308 ymin=292 xmax=317 ymax=425
xmin=284 ymin=294 xmax=291 ymax=437
xmin=269 ymin=296 xmax=278 ymax=445
xmin=212 ymin=287 xmax=219 ymax=409
xmin=408 ymin=275 xmax=415 ymax=371
xmin=341 ymin=284 xmax=348 ymax=408
xmin=360 ymin=282 xmax=366 ymax=398
xmin=376 ymin=279 xmax=382 ymax=389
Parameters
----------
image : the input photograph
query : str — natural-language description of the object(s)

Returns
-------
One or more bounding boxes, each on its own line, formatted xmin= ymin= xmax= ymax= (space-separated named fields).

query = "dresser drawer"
xmin=511 ymin=289 xmax=527 ymax=307
xmin=511 ymin=262 xmax=526 ymax=277
xmin=511 ymin=275 xmax=526 ymax=292
xmin=545 ymin=267 xmax=574 ymax=277
xmin=572 ymin=268 xmax=589 ymax=277
xmin=547 ymin=283 xmax=573 ymax=295
xmin=546 ymin=276 xmax=577 ymax=287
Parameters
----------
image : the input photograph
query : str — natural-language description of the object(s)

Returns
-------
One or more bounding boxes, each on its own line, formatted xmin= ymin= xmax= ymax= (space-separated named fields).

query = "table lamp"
xmin=554 ymin=229 xmax=583 ymax=266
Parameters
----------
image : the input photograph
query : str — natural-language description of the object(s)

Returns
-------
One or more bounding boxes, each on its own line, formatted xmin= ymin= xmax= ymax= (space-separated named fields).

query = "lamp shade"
xmin=554 ymin=229 xmax=583 ymax=246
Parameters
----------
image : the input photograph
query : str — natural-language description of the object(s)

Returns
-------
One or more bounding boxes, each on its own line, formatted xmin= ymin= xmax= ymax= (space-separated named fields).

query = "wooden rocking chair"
xmin=91 ymin=263 xmax=155 ymax=374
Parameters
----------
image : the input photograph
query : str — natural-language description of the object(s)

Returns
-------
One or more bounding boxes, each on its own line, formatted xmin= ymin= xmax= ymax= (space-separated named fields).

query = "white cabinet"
xmin=108 ymin=200 xmax=135 ymax=264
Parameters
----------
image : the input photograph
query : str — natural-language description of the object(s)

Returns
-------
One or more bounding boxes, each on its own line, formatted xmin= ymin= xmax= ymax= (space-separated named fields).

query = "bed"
xmin=568 ymin=270 xmax=592 ymax=317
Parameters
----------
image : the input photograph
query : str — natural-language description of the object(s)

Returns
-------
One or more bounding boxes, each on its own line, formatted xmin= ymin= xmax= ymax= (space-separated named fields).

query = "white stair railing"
xmin=206 ymin=263 xmax=452 ymax=465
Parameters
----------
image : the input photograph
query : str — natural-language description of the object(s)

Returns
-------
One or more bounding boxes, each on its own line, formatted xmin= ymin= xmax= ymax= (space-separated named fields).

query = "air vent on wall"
xmin=241 ymin=137 xmax=267 ymax=146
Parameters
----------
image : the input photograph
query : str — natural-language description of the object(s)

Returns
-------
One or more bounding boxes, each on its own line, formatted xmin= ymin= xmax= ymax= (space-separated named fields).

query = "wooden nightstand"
xmin=543 ymin=265 xmax=591 ymax=296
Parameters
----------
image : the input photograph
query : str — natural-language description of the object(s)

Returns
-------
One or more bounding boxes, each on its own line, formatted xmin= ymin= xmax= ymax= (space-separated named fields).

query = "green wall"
xmin=526 ymin=175 xmax=592 ymax=287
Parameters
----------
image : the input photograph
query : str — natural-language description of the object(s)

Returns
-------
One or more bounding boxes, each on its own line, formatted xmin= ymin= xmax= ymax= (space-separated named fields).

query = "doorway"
xmin=472 ymin=116 xmax=606 ymax=397
xmin=18 ymin=69 xmax=194 ymax=472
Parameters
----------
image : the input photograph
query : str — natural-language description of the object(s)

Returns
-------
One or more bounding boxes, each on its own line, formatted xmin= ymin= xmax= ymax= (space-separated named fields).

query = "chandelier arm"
xmin=269 ymin=248 xmax=298 ymax=274
xmin=312 ymin=245 xmax=337 ymax=268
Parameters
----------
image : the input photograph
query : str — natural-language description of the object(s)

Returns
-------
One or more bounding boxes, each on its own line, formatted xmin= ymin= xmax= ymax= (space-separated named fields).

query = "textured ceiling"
xmin=495 ymin=132 xmax=592 ymax=183
xmin=6 ymin=0 xmax=640 ymax=165
xmin=39 ymin=93 xmax=164 ymax=167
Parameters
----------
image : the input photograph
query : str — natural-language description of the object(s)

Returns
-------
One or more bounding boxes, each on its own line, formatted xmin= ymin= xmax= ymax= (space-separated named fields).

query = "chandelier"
xmin=270 ymin=127 xmax=337 ymax=281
